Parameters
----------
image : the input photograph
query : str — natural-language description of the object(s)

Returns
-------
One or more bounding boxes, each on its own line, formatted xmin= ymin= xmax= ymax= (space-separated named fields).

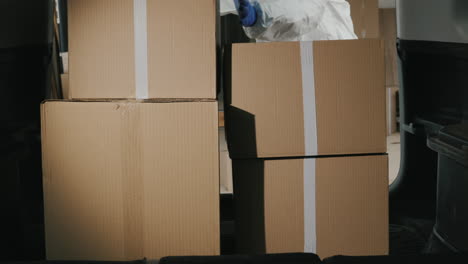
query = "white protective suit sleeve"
xmin=243 ymin=0 xmax=358 ymax=42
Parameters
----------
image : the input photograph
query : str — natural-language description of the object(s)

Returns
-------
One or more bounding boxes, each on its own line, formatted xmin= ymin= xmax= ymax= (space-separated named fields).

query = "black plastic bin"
xmin=428 ymin=124 xmax=468 ymax=252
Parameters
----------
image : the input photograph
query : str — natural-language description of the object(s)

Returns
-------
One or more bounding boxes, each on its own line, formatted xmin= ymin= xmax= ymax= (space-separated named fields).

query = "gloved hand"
xmin=234 ymin=0 xmax=257 ymax=27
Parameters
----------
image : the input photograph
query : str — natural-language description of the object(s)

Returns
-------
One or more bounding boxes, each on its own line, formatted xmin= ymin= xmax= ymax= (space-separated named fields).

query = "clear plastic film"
xmin=226 ymin=0 xmax=358 ymax=42
xmin=220 ymin=0 xmax=238 ymax=15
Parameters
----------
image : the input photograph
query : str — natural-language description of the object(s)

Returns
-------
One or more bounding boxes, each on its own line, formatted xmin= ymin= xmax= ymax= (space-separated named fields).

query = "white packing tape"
xmin=134 ymin=0 xmax=149 ymax=99
xmin=303 ymin=158 xmax=317 ymax=253
xmin=300 ymin=42 xmax=318 ymax=156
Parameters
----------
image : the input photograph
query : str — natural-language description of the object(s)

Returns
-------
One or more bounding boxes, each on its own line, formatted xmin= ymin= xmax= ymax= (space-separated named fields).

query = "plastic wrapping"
xmin=233 ymin=0 xmax=358 ymax=41
xmin=220 ymin=0 xmax=237 ymax=16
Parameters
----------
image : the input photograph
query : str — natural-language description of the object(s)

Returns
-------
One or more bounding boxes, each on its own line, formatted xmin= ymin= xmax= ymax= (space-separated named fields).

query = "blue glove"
xmin=234 ymin=0 xmax=257 ymax=27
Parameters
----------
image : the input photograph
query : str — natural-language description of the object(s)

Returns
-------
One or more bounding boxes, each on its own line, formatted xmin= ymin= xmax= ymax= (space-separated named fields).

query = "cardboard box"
xmin=233 ymin=155 xmax=389 ymax=258
xmin=225 ymin=40 xmax=386 ymax=158
xmin=347 ymin=0 xmax=380 ymax=38
xmin=61 ymin=74 xmax=69 ymax=99
xmin=68 ymin=0 xmax=217 ymax=99
xmin=41 ymin=101 xmax=220 ymax=260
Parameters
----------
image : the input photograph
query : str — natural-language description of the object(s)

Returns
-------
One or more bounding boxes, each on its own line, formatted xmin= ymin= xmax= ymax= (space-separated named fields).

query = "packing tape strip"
xmin=300 ymin=42 xmax=318 ymax=156
xmin=303 ymin=158 xmax=317 ymax=253
xmin=134 ymin=0 xmax=149 ymax=99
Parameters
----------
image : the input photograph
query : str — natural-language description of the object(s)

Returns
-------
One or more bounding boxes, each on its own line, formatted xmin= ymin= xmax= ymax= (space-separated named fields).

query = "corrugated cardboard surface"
xmin=347 ymin=0 xmax=380 ymax=38
xmin=68 ymin=0 xmax=135 ymax=99
xmin=315 ymin=155 xmax=389 ymax=258
xmin=227 ymin=40 xmax=386 ymax=158
xmin=41 ymin=101 xmax=219 ymax=260
xmin=68 ymin=0 xmax=216 ymax=99
xmin=233 ymin=155 xmax=389 ymax=258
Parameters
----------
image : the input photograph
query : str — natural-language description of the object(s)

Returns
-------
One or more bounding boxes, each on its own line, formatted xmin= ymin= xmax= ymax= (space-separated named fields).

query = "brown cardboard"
xmin=61 ymin=74 xmax=69 ymax=99
xmin=226 ymin=40 xmax=386 ymax=158
xmin=348 ymin=0 xmax=380 ymax=38
xmin=41 ymin=101 xmax=220 ymax=260
xmin=68 ymin=0 xmax=217 ymax=99
xmin=233 ymin=155 xmax=389 ymax=258
xmin=219 ymin=111 xmax=225 ymax=127
xmin=380 ymin=8 xmax=399 ymax=87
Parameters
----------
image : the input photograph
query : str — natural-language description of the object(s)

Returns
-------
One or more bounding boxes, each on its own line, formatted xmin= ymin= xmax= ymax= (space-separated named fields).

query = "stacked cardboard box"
xmin=41 ymin=0 xmax=219 ymax=261
xmin=225 ymin=39 xmax=389 ymax=258
xmin=347 ymin=0 xmax=380 ymax=39
xmin=66 ymin=0 xmax=217 ymax=100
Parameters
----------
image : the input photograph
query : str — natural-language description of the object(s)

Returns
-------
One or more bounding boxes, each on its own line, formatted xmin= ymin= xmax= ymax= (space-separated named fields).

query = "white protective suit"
xmin=220 ymin=0 xmax=358 ymax=42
